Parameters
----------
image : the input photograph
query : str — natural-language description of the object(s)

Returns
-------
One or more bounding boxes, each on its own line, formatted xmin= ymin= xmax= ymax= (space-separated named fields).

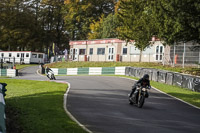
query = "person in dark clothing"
xmin=45 ymin=66 xmax=52 ymax=73
xmin=129 ymin=74 xmax=151 ymax=97
xmin=45 ymin=66 xmax=53 ymax=79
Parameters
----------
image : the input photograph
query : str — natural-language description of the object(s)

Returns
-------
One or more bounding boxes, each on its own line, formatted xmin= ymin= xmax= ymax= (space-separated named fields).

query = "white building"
xmin=69 ymin=38 xmax=167 ymax=62
xmin=0 ymin=51 xmax=45 ymax=64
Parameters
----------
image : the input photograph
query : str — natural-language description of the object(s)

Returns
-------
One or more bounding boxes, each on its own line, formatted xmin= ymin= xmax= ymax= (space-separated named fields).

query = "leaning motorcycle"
xmin=47 ymin=70 xmax=56 ymax=80
xmin=129 ymin=85 xmax=150 ymax=108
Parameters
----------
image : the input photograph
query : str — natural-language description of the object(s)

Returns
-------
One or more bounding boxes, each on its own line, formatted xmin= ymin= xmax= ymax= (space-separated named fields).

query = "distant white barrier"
xmin=0 ymin=69 xmax=16 ymax=77
xmin=49 ymin=67 xmax=126 ymax=76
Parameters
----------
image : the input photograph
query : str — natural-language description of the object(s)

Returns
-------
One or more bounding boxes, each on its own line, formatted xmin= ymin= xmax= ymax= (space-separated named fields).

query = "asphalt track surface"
xmin=16 ymin=66 xmax=200 ymax=133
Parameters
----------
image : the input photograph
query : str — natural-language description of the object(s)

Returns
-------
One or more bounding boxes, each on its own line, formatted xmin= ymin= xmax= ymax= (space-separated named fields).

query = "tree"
xmin=0 ymin=0 xmax=39 ymax=51
xmin=88 ymin=13 xmax=118 ymax=39
xmin=117 ymin=0 xmax=157 ymax=62
xmin=41 ymin=0 xmax=69 ymax=54
xmin=63 ymin=0 xmax=116 ymax=40
xmin=101 ymin=13 xmax=118 ymax=38
xmin=0 ymin=0 xmax=69 ymax=54
xmin=88 ymin=15 xmax=105 ymax=39
xmin=151 ymin=0 xmax=200 ymax=45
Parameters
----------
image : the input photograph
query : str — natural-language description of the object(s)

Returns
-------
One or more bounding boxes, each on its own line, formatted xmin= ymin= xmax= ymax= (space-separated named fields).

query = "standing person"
xmin=129 ymin=74 xmax=151 ymax=98
xmin=63 ymin=49 xmax=68 ymax=61
xmin=40 ymin=63 xmax=45 ymax=74
xmin=13 ymin=65 xmax=16 ymax=69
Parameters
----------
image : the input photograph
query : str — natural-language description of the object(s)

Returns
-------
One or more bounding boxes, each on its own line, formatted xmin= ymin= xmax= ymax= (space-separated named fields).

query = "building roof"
xmin=0 ymin=51 xmax=45 ymax=54
xmin=70 ymin=38 xmax=126 ymax=45
xmin=70 ymin=37 xmax=160 ymax=45
xmin=0 ymin=51 xmax=32 ymax=52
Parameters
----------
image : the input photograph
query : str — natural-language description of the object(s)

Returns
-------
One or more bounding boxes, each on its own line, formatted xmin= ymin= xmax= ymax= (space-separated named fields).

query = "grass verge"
xmin=0 ymin=79 xmax=87 ymax=133
xmin=0 ymin=76 xmax=9 ymax=79
xmin=16 ymin=64 xmax=37 ymax=70
xmin=117 ymin=75 xmax=200 ymax=108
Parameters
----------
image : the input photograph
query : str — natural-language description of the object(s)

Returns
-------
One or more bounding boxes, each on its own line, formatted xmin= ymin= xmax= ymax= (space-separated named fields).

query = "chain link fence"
xmin=167 ymin=43 xmax=200 ymax=67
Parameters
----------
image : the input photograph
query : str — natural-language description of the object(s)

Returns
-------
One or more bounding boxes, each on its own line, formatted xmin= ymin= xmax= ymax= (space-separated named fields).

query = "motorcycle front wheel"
xmin=137 ymin=95 xmax=145 ymax=108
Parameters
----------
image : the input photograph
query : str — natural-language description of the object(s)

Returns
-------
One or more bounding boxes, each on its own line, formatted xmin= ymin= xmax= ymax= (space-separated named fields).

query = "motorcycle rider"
xmin=46 ymin=66 xmax=54 ymax=79
xmin=129 ymin=74 xmax=151 ymax=98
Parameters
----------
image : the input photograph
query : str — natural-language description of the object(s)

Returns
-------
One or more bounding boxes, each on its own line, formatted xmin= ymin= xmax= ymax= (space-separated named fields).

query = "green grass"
xmin=0 ymin=76 xmax=9 ymax=79
xmin=117 ymin=75 xmax=200 ymax=108
xmin=46 ymin=62 xmax=200 ymax=76
xmin=16 ymin=64 xmax=37 ymax=70
xmin=0 ymin=79 xmax=87 ymax=133
xmin=151 ymin=81 xmax=200 ymax=107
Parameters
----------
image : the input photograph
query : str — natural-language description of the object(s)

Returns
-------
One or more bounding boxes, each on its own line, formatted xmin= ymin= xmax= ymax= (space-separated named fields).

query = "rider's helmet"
xmin=143 ymin=74 xmax=149 ymax=81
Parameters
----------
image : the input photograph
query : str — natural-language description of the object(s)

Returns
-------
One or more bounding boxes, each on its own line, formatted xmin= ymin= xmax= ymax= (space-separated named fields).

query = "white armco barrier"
xmin=7 ymin=69 xmax=16 ymax=77
xmin=67 ymin=68 xmax=78 ymax=75
xmin=49 ymin=67 xmax=126 ymax=76
xmin=0 ymin=69 xmax=16 ymax=77
xmin=115 ymin=67 xmax=126 ymax=75
xmin=89 ymin=67 xmax=102 ymax=75
xmin=51 ymin=68 xmax=58 ymax=75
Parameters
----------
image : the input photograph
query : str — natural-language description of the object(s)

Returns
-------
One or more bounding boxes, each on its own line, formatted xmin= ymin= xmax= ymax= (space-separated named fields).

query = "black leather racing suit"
xmin=129 ymin=77 xmax=150 ymax=97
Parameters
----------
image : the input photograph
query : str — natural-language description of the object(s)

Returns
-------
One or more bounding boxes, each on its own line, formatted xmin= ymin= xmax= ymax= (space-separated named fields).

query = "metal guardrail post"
xmin=0 ymin=59 xmax=3 ymax=69
xmin=0 ymin=83 xmax=7 ymax=133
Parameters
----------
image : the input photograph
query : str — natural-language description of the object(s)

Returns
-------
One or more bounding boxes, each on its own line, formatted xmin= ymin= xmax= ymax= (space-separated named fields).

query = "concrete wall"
xmin=125 ymin=67 xmax=200 ymax=92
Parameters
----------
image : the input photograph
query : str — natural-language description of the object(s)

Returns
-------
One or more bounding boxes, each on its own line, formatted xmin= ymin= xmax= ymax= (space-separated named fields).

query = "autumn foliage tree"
xmin=150 ymin=0 xmax=200 ymax=45
xmin=117 ymin=0 xmax=157 ymax=62
xmin=63 ymin=0 xmax=116 ymax=40
xmin=0 ymin=0 xmax=68 ymax=53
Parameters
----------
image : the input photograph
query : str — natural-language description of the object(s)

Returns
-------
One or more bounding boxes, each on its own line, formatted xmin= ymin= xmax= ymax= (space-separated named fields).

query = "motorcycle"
xmin=129 ymin=85 xmax=150 ymax=108
xmin=47 ymin=70 xmax=56 ymax=80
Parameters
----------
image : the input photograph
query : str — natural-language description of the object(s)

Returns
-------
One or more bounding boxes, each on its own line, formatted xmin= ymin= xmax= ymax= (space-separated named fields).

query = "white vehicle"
xmin=0 ymin=51 xmax=45 ymax=64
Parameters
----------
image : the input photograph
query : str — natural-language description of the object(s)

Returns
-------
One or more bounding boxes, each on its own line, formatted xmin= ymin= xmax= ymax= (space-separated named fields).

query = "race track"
xmin=17 ymin=66 xmax=200 ymax=133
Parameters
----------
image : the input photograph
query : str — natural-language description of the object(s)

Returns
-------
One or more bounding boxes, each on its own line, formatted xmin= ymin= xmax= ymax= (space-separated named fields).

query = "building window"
xmin=160 ymin=46 xmax=163 ymax=60
xmin=26 ymin=53 xmax=29 ymax=57
xmin=79 ymin=49 xmax=86 ymax=55
xmin=32 ymin=54 xmax=37 ymax=58
xmin=156 ymin=46 xmax=159 ymax=53
xmin=156 ymin=45 xmax=164 ymax=61
xmin=160 ymin=46 xmax=163 ymax=53
xmin=97 ymin=48 xmax=105 ymax=55
xmin=123 ymin=47 xmax=127 ymax=55
xmin=9 ymin=53 xmax=12 ymax=57
xmin=17 ymin=53 xmax=20 ymax=57
xmin=89 ymin=48 xmax=93 ymax=55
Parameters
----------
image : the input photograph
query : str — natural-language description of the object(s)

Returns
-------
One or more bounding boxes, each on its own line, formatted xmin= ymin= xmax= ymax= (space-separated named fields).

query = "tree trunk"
xmin=139 ymin=49 xmax=142 ymax=62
